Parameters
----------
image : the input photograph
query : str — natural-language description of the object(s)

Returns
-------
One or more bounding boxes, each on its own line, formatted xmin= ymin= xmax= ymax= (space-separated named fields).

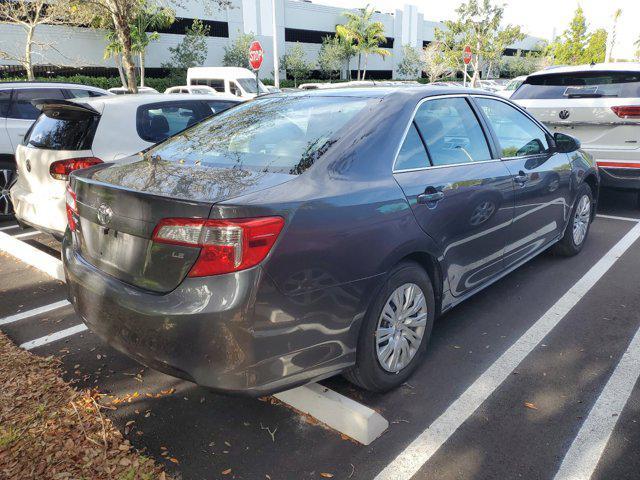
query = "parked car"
xmin=10 ymin=94 xmax=241 ymax=237
xmin=186 ymin=67 xmax=268 ymax=98
xmin=108 ymin=86 xmax=159 ymax=95
xmin=165 ymin=85 xmax=220 ymax=95
xmin=0 ymin=82 xmax=110 ymax=219
xmin=63 ymin=87 xmax=598 ymax=396
xmin=497 ymin=75 xmax=527 ymax=98
xmin=512 ymin=63 xmax=640 ymax=206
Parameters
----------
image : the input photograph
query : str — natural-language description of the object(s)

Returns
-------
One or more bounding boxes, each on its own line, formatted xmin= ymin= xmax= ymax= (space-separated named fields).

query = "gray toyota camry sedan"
xmin=63 ymin=87 xmax=599 ymax=395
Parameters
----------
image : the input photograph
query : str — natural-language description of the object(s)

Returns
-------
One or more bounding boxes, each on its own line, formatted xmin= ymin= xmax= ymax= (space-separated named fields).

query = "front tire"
xmin=344 ymin=261 xmax=435 ymax=392
xmin=552 ymin=183 xmax=593 ymax=257
xmin=0 ymin=161 xmax=16 ymax=220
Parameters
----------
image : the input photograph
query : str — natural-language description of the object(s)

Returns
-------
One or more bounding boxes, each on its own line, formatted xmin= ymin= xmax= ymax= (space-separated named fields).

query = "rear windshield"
xmin=26 ymin=110 xmax=99 ymax=150
xmin=512 ymin=71 xmax=640 ymax=100
xmin=146 ymin=95 xmax=372 ymax=175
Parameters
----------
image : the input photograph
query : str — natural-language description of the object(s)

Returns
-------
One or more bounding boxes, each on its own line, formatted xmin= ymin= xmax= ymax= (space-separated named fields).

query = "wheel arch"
xmin=582 ymin=172 xmax=599 ymax=220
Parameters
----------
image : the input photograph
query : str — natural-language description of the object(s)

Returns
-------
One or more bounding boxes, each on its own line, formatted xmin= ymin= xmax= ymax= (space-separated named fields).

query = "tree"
xmin=73 ymin=0 xmax=143 ymax=93
xmin=635 ymin=36 xmax=640 ymax=60
xmin=317 ymin=36 xmax=345 ymax=81
xmin=280 ymin=43 xmax=311 ymax=87
xmin=435 ymin=0 xmax=524 ymax=86
xmin=547 ymin=7 xmax=607 ymax=65
xmin=165 ymin=19 xmax=210 ymax=69
xmin=336 ymin=5 xmax=390 ymax=81
xmin=606 ymin=8 xmax=622 ymax=62
xmin=584 ymin=29 xmax=607 ymax=64
xmin=131 ymin=5 xmax=174 ymax=86
xmin=0 ymin=0 xmax=83 ymax=80
xmin=396 ymin=45 xmax=422 ymax=78
xmin=223 ymin=32 xmax=255 ymax=69
xmin=422 ymin=43 xmax=453 ymax=82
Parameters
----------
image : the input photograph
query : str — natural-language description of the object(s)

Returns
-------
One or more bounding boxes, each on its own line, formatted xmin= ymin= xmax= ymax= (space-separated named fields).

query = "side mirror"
xmin=554 ymin=132 xmax=581 ymax=153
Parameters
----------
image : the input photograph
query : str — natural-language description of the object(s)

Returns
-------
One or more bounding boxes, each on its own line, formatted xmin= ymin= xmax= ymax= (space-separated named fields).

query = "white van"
xmin=186 ymin=67 xmax=269 ymax=99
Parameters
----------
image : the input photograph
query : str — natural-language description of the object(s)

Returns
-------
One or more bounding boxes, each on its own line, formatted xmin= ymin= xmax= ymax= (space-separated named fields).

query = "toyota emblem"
xmin=559 ymin=110 xmax=570 ymax=120
xmin=96 ymin=203 xmax=113 ymax=226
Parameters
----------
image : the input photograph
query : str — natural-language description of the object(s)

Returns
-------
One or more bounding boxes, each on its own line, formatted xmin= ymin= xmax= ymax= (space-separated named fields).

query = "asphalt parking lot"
xmin=1 ymin=188 xmax=639 ymax=480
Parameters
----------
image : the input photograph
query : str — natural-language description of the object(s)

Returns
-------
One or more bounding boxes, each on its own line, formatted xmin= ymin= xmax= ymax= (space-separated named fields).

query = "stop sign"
xmin=249 ymin=41 xmax=264 ymax=71
xmin=463 ymin=45 xmax=472 ymax=65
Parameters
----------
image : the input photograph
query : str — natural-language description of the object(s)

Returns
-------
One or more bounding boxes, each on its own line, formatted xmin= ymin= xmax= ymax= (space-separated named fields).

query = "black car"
xmin=63 ymin=87 xmax=599 ymax=395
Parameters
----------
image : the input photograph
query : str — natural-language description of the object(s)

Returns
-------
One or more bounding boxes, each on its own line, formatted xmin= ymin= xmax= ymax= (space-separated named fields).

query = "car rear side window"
xmin=512 ymin=71 xmax=640 ymax=100
xmin=476 ymin=97 xmax=549 ymax=158
xmin=137 ymin=101 xmax=206 ymax=143
xmin=205 ymin=100 xmax=238 ymax=114
xmin=146 ymin=95 xmax=372 ymax=175
xmin=67 ymin=89 xmax=103 ymax=98
xmin=10 ymin=88 xmax=66 ymax=120
xmin=192 ymin=78 xmax=225 ymax=92
xmin=395 ymin=124 xmax=430 ymax=171
xmin=414 ymin=97 xmax=492 ymax=166
xmin=26 ymin=110 xmax=99 ymax=150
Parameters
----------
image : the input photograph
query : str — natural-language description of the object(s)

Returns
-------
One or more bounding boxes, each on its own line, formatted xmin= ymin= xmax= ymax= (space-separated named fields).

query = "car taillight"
xmin=65 ymin=184 xmax=78 ymax=232
xmin=611 ymin=106 xmax=640 ymax=119
xmin=50 ymin=157 xmax=103 ymax=180
xmin=152 ymin=217 xmax=285 ymax=277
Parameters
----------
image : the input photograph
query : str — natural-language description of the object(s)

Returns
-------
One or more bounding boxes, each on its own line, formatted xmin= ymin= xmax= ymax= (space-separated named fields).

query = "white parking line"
xmin=12 ymin=231 xmax=42 ymax=239
xmin=0 ymin=300 xmax=70 ymax=326
xmin=596 ymin=214 xmax=640 ymax=223
xmin=0 ymin=231 xmax=64 ymax=281
xmin=0 ymin=224 xmax=20 ymax=231
xmin=20 ymin=323 xmax=88 ymax=350
xmin=375 ymin=222 xmax=640 ymax=480
xmin=553 ymin=325 xmax=640 ymax=480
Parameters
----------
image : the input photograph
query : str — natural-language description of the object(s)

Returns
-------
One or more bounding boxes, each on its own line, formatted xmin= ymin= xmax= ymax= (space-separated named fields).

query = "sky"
xmin=318 ymin=0 xmax=640 ymax=59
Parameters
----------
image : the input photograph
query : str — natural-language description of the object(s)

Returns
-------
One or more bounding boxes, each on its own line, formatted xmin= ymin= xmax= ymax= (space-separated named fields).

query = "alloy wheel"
xmin=0 ymin=168 xmax=14 ymax=217
xmin=375 ymin=283 xmax=427 ymax=373
xmin=572 ymin=194 xmax=591 ymax=246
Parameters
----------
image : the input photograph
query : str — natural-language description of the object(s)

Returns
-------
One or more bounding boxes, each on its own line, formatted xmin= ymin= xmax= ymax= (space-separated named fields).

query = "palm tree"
xmin=131 ymin=6 xmax=174 ymax=87
xmin=635 ymin=35 xmax=640 ymax=60
xmin=606 ymin=8 xmax=622 ymax=62
xmin=336 ymin=5 xmax=390 ymax=81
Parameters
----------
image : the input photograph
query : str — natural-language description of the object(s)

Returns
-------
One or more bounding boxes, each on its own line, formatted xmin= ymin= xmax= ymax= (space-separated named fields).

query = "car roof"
xmin=0 ymin=81 xmax=108 ymax=91
xmin=70 ymin=93 xmax=243 ymax=108
xmin=270 ymin=85 xmax=498 ymax=100
xmin=528 ymin=62 xmax=640 ymax=78
xmin=187 ymin=67 xmax=255 ymax=78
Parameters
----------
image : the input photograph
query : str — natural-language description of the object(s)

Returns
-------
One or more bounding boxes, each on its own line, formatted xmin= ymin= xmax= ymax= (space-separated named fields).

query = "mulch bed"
xmin=0 ymin=332 xmax=167 ymax=479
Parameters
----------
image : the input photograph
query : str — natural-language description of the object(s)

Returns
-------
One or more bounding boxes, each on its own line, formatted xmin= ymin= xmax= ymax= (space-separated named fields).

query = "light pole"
xmin=271 ymin=0 xmax=280 ymax=89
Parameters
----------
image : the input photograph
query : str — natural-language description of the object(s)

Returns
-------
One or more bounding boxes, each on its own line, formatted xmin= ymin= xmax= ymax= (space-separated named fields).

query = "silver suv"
xmin=0 ymin=82 xmax=110 ymax=218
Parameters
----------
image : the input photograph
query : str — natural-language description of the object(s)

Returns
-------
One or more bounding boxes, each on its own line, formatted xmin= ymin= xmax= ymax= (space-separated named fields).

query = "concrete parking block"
xmin=274 ymin=382 xmax=389 ymax=445
xmin=0 ymin=231 xmax=64 ymax=281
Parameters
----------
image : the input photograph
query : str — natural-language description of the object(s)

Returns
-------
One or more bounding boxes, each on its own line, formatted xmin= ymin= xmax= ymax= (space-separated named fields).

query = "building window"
xmin=285 ymin=28 xmax=393 ymax=48
xmin=152 ymin=18 xmax=229 ymax=38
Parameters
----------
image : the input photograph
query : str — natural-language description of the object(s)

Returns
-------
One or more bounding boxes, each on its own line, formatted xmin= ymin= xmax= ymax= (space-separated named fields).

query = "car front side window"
xmin=413 ymin=97 xmax=492 ymax=166
xmin=476 ymin=97 xmax=549 ymax=158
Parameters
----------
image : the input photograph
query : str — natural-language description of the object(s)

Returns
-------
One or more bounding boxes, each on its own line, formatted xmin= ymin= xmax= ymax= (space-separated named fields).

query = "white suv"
xmin=10 ymin=94 xmax=241 ymax=237
xmin=512 ymin=64 xmax=640 ymax=205
xmin=0 ymin=82 xmax=110 ymax=218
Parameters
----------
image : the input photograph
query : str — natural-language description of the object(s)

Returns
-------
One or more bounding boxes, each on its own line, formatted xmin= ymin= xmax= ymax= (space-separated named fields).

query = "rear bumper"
xmin=62 ymin=231 xmax=365 ymax=396
xmin=10 ymin=183 xmax=66 ymax=235
xmin=598 ymin=167 xmax=640 ymax=191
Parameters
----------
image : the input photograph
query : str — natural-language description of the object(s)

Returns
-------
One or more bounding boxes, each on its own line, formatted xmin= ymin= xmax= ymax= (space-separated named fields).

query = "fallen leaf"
xmin=524 ymin=402 xmax=538 ymax=410
xmin=320 ymin=473 xmax=334 ymax=478
xmin=222 ymin=468 xmax=232 ymax=475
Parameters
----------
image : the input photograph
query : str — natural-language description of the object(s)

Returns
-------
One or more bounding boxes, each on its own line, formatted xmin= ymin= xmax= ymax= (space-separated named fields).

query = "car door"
xmin=6 ymin=88 xmax=66 ymax=151
xmin=474 ymin=96 xmax=573 ymax=268
xmin=393 ymin=96 xmax=514 ymax=297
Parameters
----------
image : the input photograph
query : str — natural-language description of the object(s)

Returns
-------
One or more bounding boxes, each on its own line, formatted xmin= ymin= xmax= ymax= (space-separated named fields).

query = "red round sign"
xmin=463 ymin=45 xmax=472 ymax=65
xmin=249 ymin=41 xmax=264 ymax=71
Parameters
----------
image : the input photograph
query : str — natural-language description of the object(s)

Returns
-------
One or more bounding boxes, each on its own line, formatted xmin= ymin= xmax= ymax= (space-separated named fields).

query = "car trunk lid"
xmin=70 ymin=159 xmax=294 ymax=293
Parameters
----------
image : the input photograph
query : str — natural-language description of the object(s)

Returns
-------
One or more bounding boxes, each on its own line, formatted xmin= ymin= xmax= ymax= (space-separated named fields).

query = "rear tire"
xmin=552 ymin=183 xmax=593 ymax=257
xmin=0 ymin=160 xmax=16 ymax=220
xmin=344 ymin=261 xmax=436 ymax=392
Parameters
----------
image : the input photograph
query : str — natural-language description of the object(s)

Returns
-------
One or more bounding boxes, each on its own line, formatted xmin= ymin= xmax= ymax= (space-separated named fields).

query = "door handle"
xmin=417 ymin=190 xmax=444 ymax=205
xmin=514 ymin=171 xmax=528 ymax=186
